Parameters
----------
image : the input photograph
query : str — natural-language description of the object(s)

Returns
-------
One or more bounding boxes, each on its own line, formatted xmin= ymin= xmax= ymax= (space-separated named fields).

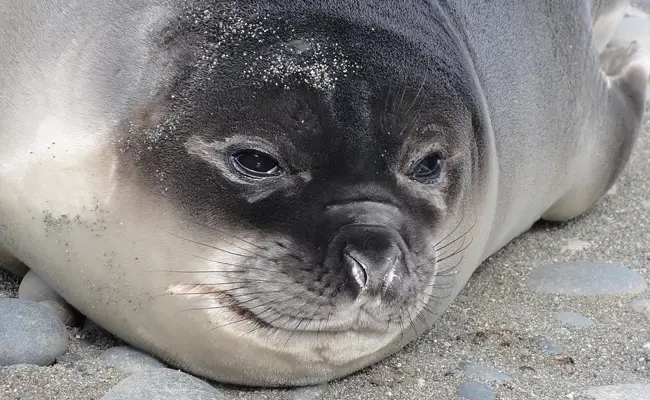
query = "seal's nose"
xmin=328 ymin=225 xmax=410 ymax=301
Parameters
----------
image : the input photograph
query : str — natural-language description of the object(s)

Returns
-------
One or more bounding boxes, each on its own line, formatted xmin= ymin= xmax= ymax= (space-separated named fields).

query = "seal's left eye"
xmin=409 ymin=153 xmax=443 ymax=183
xmin=232 ymin=150 xmax=282 ymax=178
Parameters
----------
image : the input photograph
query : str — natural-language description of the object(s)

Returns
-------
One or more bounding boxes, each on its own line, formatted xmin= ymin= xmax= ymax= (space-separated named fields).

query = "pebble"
xmin=629 ymin=299 xmax=650 ymax=317
xmin=39 ymin=299 xmax=79 ymax=327
xmin=0 ymin=298 xmax=68 ymax=366
xmin=554 ymin=311 xmax=595 ymax=327
xmin=625 ymin=4 xmax=650 ymax=18
xmin=458 ymin=361 xmax=513 ymax=382
xmin=100 ymin=346 xmax=166 ymax=375
xmin=539 ymin=339 xmax=564 ymax=355
xmin=527 ymin=262 xmax=647 ymax=295
xmin=458 ymin=381 xmax=494 ymax=400
xmin=583 ymin=384 xmax=650 ymax=399
xmin=561 ymin=239 xmax=592 ymax=252
xmin=101 ymin=369 xmax=224 ymax=400
xmin=291 ymin=385 xmax=326 ymax=400
xmin=18 ymin=270 xmax=64 ymax=304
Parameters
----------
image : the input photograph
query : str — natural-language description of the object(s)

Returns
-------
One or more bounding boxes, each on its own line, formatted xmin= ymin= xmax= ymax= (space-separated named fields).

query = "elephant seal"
xmin=0 ymin=0 xmax=648 ymax=387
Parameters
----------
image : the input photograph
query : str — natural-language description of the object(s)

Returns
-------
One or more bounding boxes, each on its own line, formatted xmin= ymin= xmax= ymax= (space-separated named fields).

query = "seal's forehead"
xmin=171 ymin=0 xmax=474 ymax=99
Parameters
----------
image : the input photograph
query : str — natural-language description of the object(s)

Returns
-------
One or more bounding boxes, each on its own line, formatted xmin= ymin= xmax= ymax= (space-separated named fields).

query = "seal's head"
xmin=103 ymin=0 xmax=492 ymax=386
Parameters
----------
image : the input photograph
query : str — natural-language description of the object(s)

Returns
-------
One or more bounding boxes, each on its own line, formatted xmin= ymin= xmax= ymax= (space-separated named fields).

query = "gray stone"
xmin=291 ymin=385 xmax=326 ymax=400
xmin=611 ymin=15 xmax=650 ymax=54
xmin=584 ymin=384 xmax=650 ymax=399
xmin=100 ymin=346 xmax=166 ymax=375
xmin=630 ymin=299 xmax=650 ymax=317
xmin=0 ymin=298 xmax=68 ymax=366
xmin=527 ymin=262 xmax=647 ymax=295
xmin=101 ymin=369 xmax=224 ymax=400
xmin=458 ymin=381 xmax=494 ymax=400
xmin=554 ymin=311 xmax=595 ymax=327
xmin=458 ymin=361 xmax=513 ymax=382
xmin=39 ymin=299 xmax=79 ymax=327
xmin=18 ymin=270 xmax=64 ymax=304
xmin=539 ymin=339 xmax=564 ymax=355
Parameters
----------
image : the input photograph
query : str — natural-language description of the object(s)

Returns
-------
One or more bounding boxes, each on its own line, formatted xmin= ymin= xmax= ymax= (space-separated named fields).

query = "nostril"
xmin=343 ymin=251 xmax=368 ymax=294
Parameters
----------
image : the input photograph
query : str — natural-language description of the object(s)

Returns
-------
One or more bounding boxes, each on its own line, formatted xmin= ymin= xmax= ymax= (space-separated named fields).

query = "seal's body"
xmin=1 ymin=0 xmax=648 ymax=386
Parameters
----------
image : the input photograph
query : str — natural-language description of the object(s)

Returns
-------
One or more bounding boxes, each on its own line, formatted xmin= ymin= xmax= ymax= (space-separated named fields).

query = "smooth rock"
xmin=100 ymin=346 xmax=166 ymax=375
xmin=630 ymin=299 xmax=650 ymax=317
xmin=554 ymin=311 xmax=595 ymax=327
xmin=18 ymin=270 xmax=64 ymax=304
xmin=561 ymin=239 xmax=592 ymax=252
xmin=458 ymin=381 xmax=494 ymax=400
xmin=0 ymin=298 xmax=68 ymax=366
xmin=584 ymin=384 xmax=650 ymax=399
xmin=291 ymin=385 xmax=326 ymax=400
xmin=625 ymin=5 xmax=650 ymax=18
xmin=527 ymin=262 xmax=647 ymax=295
xmin=458 ymin=361 xmax=513 ymax=382
xmin=539 ymin=339 xmax=564 ymax=355
xmin=611 ymin=15 xmax=650 ymax=51
xmin=101 ymin=369 xmax=224 ymax=400
xmin=39 ymin=299 xmax=79 ymax=327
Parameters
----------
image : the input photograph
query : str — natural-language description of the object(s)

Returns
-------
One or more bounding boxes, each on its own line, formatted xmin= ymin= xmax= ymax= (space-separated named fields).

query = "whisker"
xmin=376 ymin=315 xmax=393 ymax=345
xmin=402 ymin=304 xmax=420 ymax=338
xmin=237 ymin=296 xmax=302 ymax=338
xmin=162 ymin=287 xmax=286 ymax=298
xmin=434 ymin=211 xmax=466 ymax=248
xmin=397 ymin=82 xmax=408 ymax=114
xmin=422 ymin=280 xmax=457 ymax=291
xmin=435 ymin=216 xmax=477 ymax=254
xmin=412 ymin=295 xmax=438 ymax=318
xmin=208 ymin=317 xmax=252 ymax=332
xmin=402 ymin=77 xmax=427 ymax=118
xmin=183 ymin=220 xmax=282 ymax=261
xmin=436 ymin=235 xmax=467 ymax=261
xmin=435 ymin=213 xmax=477 ymax=248
xmin=397 ymin=313 xmax=406 ymax=347
xmin=185 ymin=277 xmax=293 ymax=286
xmin=187 ymin=253 xmax=281 ymax=271
xmin=432 ymin=254 xmax=465 ymax=277
xmin=178 ymin=294 xmax=280 ymax=313
xmin=391 ymin=81 xmax=404 ymax=115
xmin=398 ymin=108 xmax=422 ymax=136
xmin=165 ymin=230 xmax=255 ymax=259
xmin=437 ymin=235 xmax=474 ymax=264
xmin=281 ymin=302 xmax=314 ymax=349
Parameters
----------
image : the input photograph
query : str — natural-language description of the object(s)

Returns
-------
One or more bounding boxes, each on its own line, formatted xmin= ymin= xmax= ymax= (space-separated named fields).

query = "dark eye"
xmin=232 ymin=150 xmax=282 ymax=178
xmin=409 ymin=153 xmax=442 ymax=183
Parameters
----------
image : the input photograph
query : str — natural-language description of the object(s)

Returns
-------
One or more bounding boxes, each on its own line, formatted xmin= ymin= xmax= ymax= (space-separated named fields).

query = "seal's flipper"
xmin=542 ymin=41 xmax=649 ymax=222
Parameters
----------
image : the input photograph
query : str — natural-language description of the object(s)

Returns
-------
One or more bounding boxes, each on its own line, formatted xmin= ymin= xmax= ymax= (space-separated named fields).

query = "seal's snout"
xmin=328 ymin=225 xmax=411 ymax=301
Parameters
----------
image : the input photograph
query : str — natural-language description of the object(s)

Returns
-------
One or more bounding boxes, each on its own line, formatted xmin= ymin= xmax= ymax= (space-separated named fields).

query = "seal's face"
xmin=111 ymin=1 xmax=485 ymax=385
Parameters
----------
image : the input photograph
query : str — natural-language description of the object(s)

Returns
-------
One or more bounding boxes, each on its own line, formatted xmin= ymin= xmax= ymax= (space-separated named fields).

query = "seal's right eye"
xmin=409 ymin=153 xmax=443 ymax=183
xmin=231 ymin=150 xmax=282 ymax=178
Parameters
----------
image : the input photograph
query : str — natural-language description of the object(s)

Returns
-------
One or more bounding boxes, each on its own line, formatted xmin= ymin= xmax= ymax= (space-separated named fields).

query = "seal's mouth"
xmin=166 ymin=261 xmax=432 ymax=338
